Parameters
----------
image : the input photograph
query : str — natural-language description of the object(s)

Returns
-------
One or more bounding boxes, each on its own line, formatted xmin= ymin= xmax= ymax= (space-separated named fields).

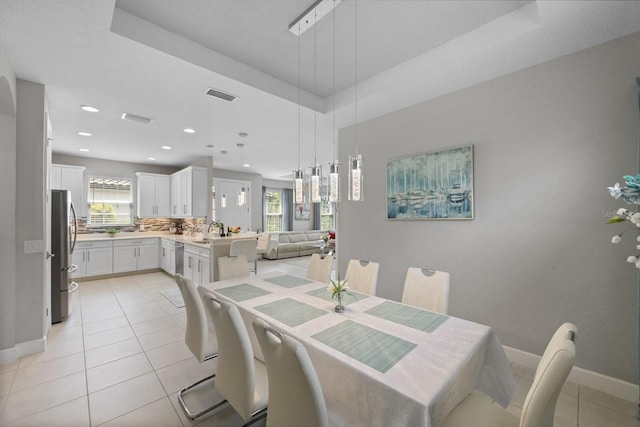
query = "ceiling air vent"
xmin=205 ymin=88 xmax=236 ymax=102
xmin=121 ymin=112 xmax=153 ymax=124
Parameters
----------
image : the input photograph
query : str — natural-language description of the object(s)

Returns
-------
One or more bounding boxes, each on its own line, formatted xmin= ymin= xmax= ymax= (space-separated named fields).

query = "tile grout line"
xmin=78 ymin=282 xmax=94 ymax=426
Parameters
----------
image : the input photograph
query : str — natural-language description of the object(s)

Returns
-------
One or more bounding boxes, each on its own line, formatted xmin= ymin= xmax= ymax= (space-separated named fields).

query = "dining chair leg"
xmin=178 ymin=373 xmax=228 ymax=420
xmin=241 ymin=407 xmax=268 ymax=426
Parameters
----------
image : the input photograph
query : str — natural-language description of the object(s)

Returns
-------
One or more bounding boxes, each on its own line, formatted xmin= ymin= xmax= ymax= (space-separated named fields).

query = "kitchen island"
xmin=74 ymin=231 xmax=258 ymax=282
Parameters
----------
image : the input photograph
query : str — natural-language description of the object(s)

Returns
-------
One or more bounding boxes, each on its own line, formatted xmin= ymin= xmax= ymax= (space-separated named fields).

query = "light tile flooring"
xmin=0 ymin=258 xmax=639 ymax=426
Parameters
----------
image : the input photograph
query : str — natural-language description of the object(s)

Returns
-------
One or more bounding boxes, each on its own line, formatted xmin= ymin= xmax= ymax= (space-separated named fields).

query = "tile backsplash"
xmin=77 ymin=217 xmax=207 ymax=234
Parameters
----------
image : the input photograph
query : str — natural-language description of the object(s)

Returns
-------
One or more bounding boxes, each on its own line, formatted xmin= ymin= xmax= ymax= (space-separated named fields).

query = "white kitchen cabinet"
xmin=51 ymin=164 xmax=86 ymax=219
xmin=183 ymin=243 xmax=210 ymax=284
xmin=136 ymin=173 xmax=170 ymax=218
xmin=160 ymin=239 xmax=176 ymax=275
xmin=170 ymin=166 xmax=207 ymax=218
xmin=113 ymin=238 xmax=160 ymax=273
xmin=72 ymin=241 xmax=113 ymax=278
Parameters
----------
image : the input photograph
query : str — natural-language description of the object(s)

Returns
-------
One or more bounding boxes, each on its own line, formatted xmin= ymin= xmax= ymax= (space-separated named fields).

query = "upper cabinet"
xmin=170 ymin=166 xmax=207 ymax=218
xmin=51 ymin=164 xmax=86 ymax=219
xmin=136 ymin=173 xmax=170 ymax=218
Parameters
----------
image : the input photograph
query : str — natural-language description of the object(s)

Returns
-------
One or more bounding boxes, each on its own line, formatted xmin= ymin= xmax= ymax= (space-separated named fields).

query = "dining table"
xmin=201 ymin=270 xmax=515 ymax=427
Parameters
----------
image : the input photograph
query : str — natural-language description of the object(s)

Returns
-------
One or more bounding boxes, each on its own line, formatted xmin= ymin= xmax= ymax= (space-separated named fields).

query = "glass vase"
xmin=334 ymin=292 xmax=344 ymax=313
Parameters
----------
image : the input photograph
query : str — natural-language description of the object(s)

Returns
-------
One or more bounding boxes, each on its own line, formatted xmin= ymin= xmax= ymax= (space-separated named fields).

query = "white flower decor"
xmin=608 ymin=174 xmax=640 ymax=268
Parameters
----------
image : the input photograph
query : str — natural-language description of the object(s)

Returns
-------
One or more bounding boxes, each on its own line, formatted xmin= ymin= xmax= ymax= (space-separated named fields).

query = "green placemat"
xmin=312 ymin=320 xmax=417 ymax=373
xmin=306 ymin=288 xmax=368 ymax=305
xmin=255 ymin=298 xmax=327 ymax=327
xmin=365 ymin=301 xmax=448 ymax=333
xmin=216 ymin=283 xmax=271 ymax=302
xmin=263 ymin=275 xmax=313 ymax=288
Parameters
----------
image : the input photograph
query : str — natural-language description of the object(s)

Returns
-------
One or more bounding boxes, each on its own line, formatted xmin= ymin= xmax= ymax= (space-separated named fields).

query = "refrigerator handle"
xmin=70 ymin=202 xmax=78 ymax=254
xmin=68 ymin=282 xmax=79 ymax=294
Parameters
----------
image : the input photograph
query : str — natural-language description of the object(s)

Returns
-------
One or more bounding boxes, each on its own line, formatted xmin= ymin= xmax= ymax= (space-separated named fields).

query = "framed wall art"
xmin=386 ymin=145 xmax=474 ymax=220
xmin=295 ymin=202 xmax=311 ymax=221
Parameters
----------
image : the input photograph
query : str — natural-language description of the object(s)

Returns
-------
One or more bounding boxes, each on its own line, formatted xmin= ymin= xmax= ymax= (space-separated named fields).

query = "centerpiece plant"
xmin=328 ymin=275 xmax=349 ymax=313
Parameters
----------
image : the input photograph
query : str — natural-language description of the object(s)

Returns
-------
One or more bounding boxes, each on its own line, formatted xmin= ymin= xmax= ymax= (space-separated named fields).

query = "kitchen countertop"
xmin=76 ymin=231 xmax=258 ymax=249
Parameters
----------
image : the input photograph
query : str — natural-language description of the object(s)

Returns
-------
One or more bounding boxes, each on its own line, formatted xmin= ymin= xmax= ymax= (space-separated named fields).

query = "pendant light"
xmin=237 ymin=134 xmax=247 ymax=206
xmin=328 ymin=0 xmax=340 ymax=203
xmin=309 ymin=8 xmax=322 ymax=204
xmin=348 ymin=0 xmax=364 ymax=201
xmin=294 ymin=20 xmax=305 ymax=205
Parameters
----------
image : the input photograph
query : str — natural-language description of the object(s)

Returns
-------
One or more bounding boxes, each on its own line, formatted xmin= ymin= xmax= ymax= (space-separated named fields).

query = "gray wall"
xmin=337 ymin=31 xmax=640 ymax=382
xmin=15 ymin=79 xmax=46 ymax=344
xmin=0 ymin=45 xmax=16 ymax=355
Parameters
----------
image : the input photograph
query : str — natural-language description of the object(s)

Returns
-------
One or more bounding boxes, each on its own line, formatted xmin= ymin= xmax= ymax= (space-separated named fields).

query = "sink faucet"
xmin=207 ymin=221 xmax=218 ymax=233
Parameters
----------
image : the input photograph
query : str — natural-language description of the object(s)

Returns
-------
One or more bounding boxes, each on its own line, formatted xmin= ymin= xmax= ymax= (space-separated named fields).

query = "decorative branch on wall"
xmin=386 ymin=145 xmax=474 ymax=220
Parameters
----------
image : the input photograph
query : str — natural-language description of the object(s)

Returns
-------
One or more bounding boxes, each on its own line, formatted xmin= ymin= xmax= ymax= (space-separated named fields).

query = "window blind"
xmin=88 ymin=177 xmax=133 ymax=225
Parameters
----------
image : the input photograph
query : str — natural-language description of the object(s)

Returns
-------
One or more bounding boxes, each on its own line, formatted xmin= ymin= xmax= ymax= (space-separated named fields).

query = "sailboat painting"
xmin=387 ymin=145 xmax=474 ymax=220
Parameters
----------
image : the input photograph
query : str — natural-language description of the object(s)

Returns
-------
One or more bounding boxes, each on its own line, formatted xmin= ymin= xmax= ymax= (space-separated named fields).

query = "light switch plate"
xmin=24 ymin=240 xmax=44 ymax=254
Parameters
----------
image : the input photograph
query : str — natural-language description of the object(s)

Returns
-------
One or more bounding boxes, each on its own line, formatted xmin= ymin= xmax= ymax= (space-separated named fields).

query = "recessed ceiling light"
xmin=147 ymin=157 xmax=156 ymax=161
xmin=81 ymin=105 xmax=99 ymax=113
xmin=243 ymin=164 xmax=250 ymax=168
xmin=79 ymin=148 xmax=90 ymax=152
xmin=161 ymin=146 xmax=172 ymax=150
xmin=205 ymin=144 xmax=214 ymax=148
xmin=184 ymin=128 xmax=196 ymax=134
xmin=77 ymin=131 xmax=92 ymax=136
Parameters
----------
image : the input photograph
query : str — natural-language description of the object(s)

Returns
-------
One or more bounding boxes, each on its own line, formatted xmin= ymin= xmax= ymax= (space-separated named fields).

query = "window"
xmin=88 ymin=177 xmax=133 ymax=225
xmin=265 ymin=190 xmax=282 ymax=232
xmin=320 ymin=198 xmax=334 ymax=230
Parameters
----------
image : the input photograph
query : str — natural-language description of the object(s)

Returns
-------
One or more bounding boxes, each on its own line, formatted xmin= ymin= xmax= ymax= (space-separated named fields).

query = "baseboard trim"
xmin=0 ymin=336 xmax=46 ymax=365
xmin=503 ymin=345 xmax=639 ymax=403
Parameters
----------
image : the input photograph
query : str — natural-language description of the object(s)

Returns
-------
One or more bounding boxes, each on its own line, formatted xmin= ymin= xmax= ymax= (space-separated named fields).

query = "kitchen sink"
xmin=190 ymin=240 xmax=210 ymax=244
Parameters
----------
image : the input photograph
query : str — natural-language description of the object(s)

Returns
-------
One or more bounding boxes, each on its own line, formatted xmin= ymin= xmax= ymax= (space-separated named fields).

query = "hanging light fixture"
xmin=237 ymin=186 xmax=246 ymax=207
xmin=348 ymin=0 xmax=364 ymax=201
xmin=221 ymin=193 xmax=227 ymax=208
xmin=309 ymin=7 xmax=322 ymax=204
xmin=328 ymin=0 xmax=340 ymax=203
xmin=348 ymin=152 xmax=363 ymax=201
xmin=293 ymin=19 xmax=305 ymax=205
xmin=237 ymin=136 xmax=247 ymax=206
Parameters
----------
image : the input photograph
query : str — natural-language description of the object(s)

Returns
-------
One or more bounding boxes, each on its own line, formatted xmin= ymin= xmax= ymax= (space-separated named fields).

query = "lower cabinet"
xmin=184 ymin=244 xmax=210 ymax=285
xmin=72 ymin=241 xmax=113 ymax=278
xmin=113 ymin=239 xmax=160 ymax=273
xmin=160 ymin=239 xmax=176 ymax=275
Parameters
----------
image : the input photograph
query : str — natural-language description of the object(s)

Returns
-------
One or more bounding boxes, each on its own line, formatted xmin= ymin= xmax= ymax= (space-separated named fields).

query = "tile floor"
xmin=0 ymin=258 xmax=639 ymax=426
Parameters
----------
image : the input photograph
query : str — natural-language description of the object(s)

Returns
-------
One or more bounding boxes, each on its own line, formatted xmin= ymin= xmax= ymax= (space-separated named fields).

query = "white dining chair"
xmin=256 ymin=233 xmax=270 ymax=258
xmin=217 ymin=254 xmax=250 ymax=281
xmin=230 ymin=239 xmax=259 ymax=273
xmin=344 ymin=259 xmax=379 ymax=296
xmin=443 ymin=322 xmax=577 ymax=427
xmin=306 ymin=253 xmax=334 ymax=284
xmin=252 ymin=318 xmax=328 ymax=427
xmin=198 ymin=288 xmax=269 ymax=425
xmin=401 ymin=268 xmax=450 ymax=314
xmin=174 ymin=275 xmax=223 ymax=419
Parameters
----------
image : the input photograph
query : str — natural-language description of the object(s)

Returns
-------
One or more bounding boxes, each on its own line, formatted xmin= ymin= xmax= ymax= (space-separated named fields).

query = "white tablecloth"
xmin=202 ymin=271 xmax=515 ymax=427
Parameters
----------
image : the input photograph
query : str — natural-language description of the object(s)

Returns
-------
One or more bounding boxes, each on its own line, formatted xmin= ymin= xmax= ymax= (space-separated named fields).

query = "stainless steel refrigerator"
xmin=51 ymin=189 xmax=79 ymax=323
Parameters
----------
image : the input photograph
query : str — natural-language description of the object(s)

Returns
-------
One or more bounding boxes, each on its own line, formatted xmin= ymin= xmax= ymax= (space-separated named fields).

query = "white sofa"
xmin=264 ymin=230 xmax=332 ymax=260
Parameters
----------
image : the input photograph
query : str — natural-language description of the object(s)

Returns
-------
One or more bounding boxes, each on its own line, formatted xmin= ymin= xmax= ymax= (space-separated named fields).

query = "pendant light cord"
xmin=314 ymin=8 xmax=318 ymax=166
xmin=297 ymin=24 xmax=302 ymax=171
xmin=354 ymin=0 xmax=358 ymax=154
xmin=332 ymin=0 xmax=336 ymax=162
